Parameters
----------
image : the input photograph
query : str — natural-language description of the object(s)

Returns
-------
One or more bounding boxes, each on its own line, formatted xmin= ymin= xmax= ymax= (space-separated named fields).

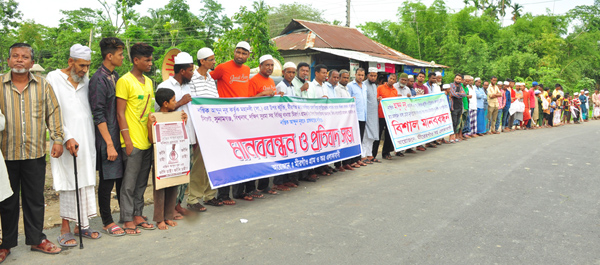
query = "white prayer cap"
xmin=585 ymin=90 xmax=590 ymax=94
xmin=197 ymin=47 xmax=214 ymax=60
xmin=580 ymin=90 xmax=584 ymax=93
xmin=442 ymin=84 xmax=451 ymax=89
xmin=174 ymin=52 xmax=193 ymax=65
xmin=282 ymin=62 xmax=296 ymax=70
xmin=236 ymin=41 xmax=251 ymax=52
xmin=70 ymin=44 xmax=92 ymax=61
xmin=435 ymin=71 xmax=442 ymax=76
xmin=519 ymin=82 xmax=525 ymax=86
xmin=259 ymin=54 xmax=274 ymax=64
xmin=368 ymin=67 xmax=378 ymax=73
xmin=408 ymin=75 xmax=414 ymax=79
xmin=474 ymin=77 xmax=481 ymax=81
xmin=504 ymin=81 xmax=510 ymax=85
xmin=574 ymin=92 xmax=579 ymax=96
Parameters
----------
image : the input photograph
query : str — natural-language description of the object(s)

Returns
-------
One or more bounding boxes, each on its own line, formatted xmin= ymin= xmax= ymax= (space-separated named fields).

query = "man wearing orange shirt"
xmin=372 ymin=73 xmax=398 ymax=160
xmin=209 ymin=41 xmax=255 ymax=203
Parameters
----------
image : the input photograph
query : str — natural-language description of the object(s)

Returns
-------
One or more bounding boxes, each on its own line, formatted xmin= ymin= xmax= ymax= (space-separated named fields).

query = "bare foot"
xmin=165 ymin=220 xmax=177 ymax=227
xmin=157 ymin=221 xmax=168 ymax=230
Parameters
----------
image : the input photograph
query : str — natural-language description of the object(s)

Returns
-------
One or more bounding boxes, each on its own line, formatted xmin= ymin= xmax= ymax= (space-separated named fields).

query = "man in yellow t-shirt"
xmin=116 ymin=43 xmax=156 ymax=234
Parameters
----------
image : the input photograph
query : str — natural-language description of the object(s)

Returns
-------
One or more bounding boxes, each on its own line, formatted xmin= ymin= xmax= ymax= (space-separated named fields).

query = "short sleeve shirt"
xmin=115 ymin=72 xmax=155 ymax=150
xmin=249 ymin=74 xmax=276 ymax=96
xmin=209 ymin=60 xmax=250 ymax=98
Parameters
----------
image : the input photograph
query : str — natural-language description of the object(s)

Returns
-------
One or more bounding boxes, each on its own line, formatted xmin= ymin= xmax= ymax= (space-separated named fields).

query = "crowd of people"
xmin=0 ymin=37 xmax=596 ymax=262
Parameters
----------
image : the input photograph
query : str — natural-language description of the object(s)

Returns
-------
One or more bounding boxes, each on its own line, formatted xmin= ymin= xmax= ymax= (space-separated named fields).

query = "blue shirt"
xmin=475 ymin=86 xmax=486 ymax=109
xmin=579 ymin=95 xmax=588 ymax=110
xmin=325 ymin=82 xmax=337 ymax=98
xmin=504 ymin=89 xmax=512 ymax=109
xmin=347 ymin=80 xmax=367 ymax=121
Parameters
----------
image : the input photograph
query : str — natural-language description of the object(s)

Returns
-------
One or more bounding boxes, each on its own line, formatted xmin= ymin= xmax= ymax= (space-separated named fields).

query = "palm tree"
xmin=511 ymin=3 xmax=524 ymax=22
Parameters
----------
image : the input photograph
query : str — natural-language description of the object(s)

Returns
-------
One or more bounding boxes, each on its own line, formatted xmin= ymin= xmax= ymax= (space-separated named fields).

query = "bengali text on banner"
xmin=189 ymin=96 xmax=362 ymax=189
xmin=380 ymin=93 xmax=453 ymax=152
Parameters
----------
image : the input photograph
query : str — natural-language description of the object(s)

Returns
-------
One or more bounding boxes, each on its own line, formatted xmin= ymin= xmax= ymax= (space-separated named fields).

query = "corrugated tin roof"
xmin=274 ymin=19 xmax=448 ymax=68
xmin=311 ymin=48 xmax=402 ymax=65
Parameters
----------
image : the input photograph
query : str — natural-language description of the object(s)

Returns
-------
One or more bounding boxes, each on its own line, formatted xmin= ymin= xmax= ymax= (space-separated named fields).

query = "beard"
xmin=70 ymin=68 xmax=84 ymax=84
xmin=11 ymin=68 xmax=27 ymax=74
xmin=398 ymin=83 xmax=406 ymax=88
xmin=181 ymin=76 xmax=191 ymax=85
xmin=437 ymin=81 xmax=442 ymax=85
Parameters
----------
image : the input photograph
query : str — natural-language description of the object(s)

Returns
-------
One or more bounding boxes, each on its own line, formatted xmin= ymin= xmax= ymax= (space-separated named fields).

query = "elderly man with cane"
xmin=47 ymin=44 xmax=100 ymax=247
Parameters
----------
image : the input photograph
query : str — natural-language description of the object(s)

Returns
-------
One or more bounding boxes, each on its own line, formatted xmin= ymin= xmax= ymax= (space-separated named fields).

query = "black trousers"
xmin=451 ymin=109 xmax=462 ymax=134
xmin=98 ymin=167 xmax=122 ymax=227
xmin=257 ymin=178 xmax=270 ymax=191
xmin=372 ymin=118 xmax=394 ymax=158
xmin=0 ymin=157 xmax=47 ymax=248
xmin=217 ymin=186 xmax=231 ymax=200
xmin=232 ymin=181 xmax=256 ymax=198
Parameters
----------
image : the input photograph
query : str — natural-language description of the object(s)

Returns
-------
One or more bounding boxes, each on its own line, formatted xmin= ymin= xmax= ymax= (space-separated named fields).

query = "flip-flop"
xmin=75 ymin=228 xmax=102 ymax=239
xmin=103 ymin=224 xmax=125 ymax=237
xmin=123 ymin=227 xmax=141 ymax=236
xmin=370 ymin=158 xmax=382 ymax=163
xmin=136 ymin=221 xmax=156 ymax=230
xmin=57 ymin=232 xmax=77 ymax=247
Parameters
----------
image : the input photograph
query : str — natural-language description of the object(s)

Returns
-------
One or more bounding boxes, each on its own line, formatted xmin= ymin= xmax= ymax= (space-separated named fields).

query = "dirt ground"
xmin=16 ymin=154 xmax=155 ymax=234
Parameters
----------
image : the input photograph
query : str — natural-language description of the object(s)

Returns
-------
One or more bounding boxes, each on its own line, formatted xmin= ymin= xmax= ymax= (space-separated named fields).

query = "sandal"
xmin=0 ymin=249 xmax=10 ymax=264
xmin=204 ymin=198 xmax=223 ymax=207
xmin=187 ymin=202 xmax=207 ymax=212
xmin=362 ymin=159 xmax=373 ymax=164
xmin=249 ymin=190 xmax=264 ymax=199
xmin=351 ymin=163 xmax=360 ymax=168
xmin=221 ymin=197 xmax=236 ymax=205
xmin=173 ymin=213 xmax=184 ymax=220
xmin=123 ymin=227 xmax=141 ymax=236
xmin=57 ymin=232 xmax=77 ymax=247
xmin=136 ymin=221 xmax=156 ymax=230
xmin=259 ymin=188 xmax=278 ymax=195
xmin=395 ymin=152 xmax=404 ymax=157
xmin=383 ymin=155 xmax=392 ymax=160
xmin=370 ymin=158 xmax=381 ymax=163
xmin=30 ymin=239 xmax=61 ymax=254
xmin=104 ymin=224 xmax=125 ymax=237
xmin=283 ymin=182 xmax=298 ymax=188
xmin=343 ymin=164 xmax=355 ymax=171
xmin=273 ymin=184 xmax=291 ymax=191
xmin=75 ymin=228 xmax=102 ymax=239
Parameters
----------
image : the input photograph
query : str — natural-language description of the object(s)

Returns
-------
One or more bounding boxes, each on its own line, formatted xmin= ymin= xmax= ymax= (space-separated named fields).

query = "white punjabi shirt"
xmin=46 ymin=69 xmax=96 ymax=191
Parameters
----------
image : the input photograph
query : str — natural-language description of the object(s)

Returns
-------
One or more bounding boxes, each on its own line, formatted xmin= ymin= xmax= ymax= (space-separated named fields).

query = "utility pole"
xmin=346 ymin=0 xmax=351 ymax=27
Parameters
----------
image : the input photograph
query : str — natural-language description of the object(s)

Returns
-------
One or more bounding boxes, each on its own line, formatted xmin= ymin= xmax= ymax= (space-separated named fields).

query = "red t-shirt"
xmin=249 ymin=74 xmax=276 ymax=96
xmin=209 ymin=60 xmax=250 ymax=98
xmin=377 ymin=84 xmax=398 ymax=118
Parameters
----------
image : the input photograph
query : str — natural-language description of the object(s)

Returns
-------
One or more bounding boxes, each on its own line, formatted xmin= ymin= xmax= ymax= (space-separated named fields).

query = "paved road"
xmin=8 ymin=122 xmax=600 ymax=264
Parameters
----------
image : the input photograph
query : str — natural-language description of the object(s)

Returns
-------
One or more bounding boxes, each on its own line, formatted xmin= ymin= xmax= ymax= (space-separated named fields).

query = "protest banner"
xmin=152 ymin=111 xmax=191 ymax=190
xmin=380 ymin=93 xmax=453 ymax=152
xmin=189 ymin=96 xmax=362 ymax=189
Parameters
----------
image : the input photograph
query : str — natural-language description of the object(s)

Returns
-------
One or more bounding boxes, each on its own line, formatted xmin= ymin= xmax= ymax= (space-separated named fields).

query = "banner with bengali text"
xmin=189 ymin=96 xmax=362 ymax=188
xmin=380 ymin=93 xmax=453 ymax=152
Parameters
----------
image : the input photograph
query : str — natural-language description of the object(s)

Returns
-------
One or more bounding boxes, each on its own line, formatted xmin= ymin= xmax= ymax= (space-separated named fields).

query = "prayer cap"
xmin=574 ymin=92 xmax=579 ymax=96
xmin=174 ymin=52 xmax=193 ymax=65
xmin=197 ymin=47 xmax=214 ymax=60
xmin=435 ymin=71 xmax=442 ymax=76
xmin=580 ymin=90 xmax=584 ymax=93
xmin=532 ymin=81 xmax=538 ymax=86
xmin=585 ymin=90 xmax=590 ymax=94
xmin=534 ymin=90 xmax=541 ymax=95
xmin=408 ymin=75 xmax=414 ymax=79
xmin=474 ymin=77 xmax=481 ymax=81
xmin=503 ymin=81 xmax=509 ymax=85
xmin=368 ymin=67 xmax=378 ymax=73
xmin=282 ymin=62 xmax=296 ymax=70
xmin=236 ymin=41 xmax=251 ymax=52
xmin=399 ymin=73 xmax=408 ymax=79
xmin=442 ymin=84 xmax=451 ymax=89
xmin=259 ymin=54 xmax=273 ymax=64
xmin=70 ymin=44 xmax=92 ymax=61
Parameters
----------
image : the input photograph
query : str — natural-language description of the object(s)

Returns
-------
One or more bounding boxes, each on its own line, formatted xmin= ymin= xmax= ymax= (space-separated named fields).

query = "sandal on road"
xmin=31 ymin=239 xmax=61 ymax=254
xmin=57 ymin=232 xmax=77 ymax=247
xmin=75 ymin=228 xmax=102 ymax=239
xmin=123 ymin=227 xmax=141 ymax=236
xmin=136 ymin=221 xmax=156 ymax=230
xmin=370 ymin=158 xmax=382 ymax=163
xmin=383 ymin=155 xmax=392 ymax=160
xmin=204 ymin=198 xmax=223 ymax=207
xmin=104 ymin=225 xmax=125 ymax=237
xmin=249 ymin=190 xmax=264 ymax=199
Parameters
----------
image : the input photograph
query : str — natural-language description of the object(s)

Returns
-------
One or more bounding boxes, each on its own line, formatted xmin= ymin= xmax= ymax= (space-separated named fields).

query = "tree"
xmin=511 ymin=3 xmax=523 ymax=22
xmin=198 ymin=0 xmax=232 ymax=47
xmin=0 ymin=0 xmax=22 ymax=71
xmin=268 ymin=2 xmax=329 ymax=38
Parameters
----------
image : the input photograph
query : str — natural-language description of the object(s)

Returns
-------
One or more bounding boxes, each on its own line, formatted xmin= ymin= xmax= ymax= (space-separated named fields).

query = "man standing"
xmin=307 ymin=64 xmax=329 ymax=99
xmin=465 ymin=76 xmax=478 ymax=137
xmin=373 ymin=74 xmax=397 ymax=160
xmin=475 ymin=78 xmax=486 ymax=136
xmin=325 ymin=70 xmax=339 ymax=98
xmin=156 ymin=52 xmax=208 ymax=214
xmin=347 ymin=68 xmax=368 ymax=168
xmin=116 ymin=43 xmax=156 ymax=234
xmin=187 ymin=47 xmax=224 ymax=207
xmin=0 ymin=43 xmax=64 ymax=257
xmin=292 ymin=62 xmax=310 ymax=98
xmin=580 ymin=91 xmax=589 ymax=122
xmin=362 ymin=68 xmax=380 ymax=162
xmin=276 ymin=62 xmax=297 ymax=97
xmin=487 ymin=76 xmax=501 ymax=134
xmin=449 ymin=74 xmax=467 ymax=142
xmin=89 ymin=37 xmax=126 ymax=236
xmin=47 ymin=44 xmax=100 ymax=246
xmin=211 ymin=41 xmax=262 ymax=201
xmin=333 ymin=70 xmax=355 ymax=171
xmin=412 ymin=72 xmax=430 ymax=150
xmin=394 ymin=73 xmax=412 ymax=97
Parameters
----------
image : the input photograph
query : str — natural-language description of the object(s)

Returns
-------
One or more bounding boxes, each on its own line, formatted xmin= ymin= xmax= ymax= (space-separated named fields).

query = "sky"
xmin=15 ymin=0 xmax=592 ymax=29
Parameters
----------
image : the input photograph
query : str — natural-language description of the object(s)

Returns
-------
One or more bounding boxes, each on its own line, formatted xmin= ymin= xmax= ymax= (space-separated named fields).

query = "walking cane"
xmin=73 ymin=145 xmax=83 ymax=249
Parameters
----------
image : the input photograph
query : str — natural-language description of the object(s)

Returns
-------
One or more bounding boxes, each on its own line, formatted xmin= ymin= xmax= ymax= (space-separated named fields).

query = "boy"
xmin=148 ymin=89 xmax=187 ymax=230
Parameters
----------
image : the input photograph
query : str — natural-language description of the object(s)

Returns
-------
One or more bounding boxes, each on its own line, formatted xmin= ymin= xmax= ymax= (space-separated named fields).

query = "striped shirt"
xmin=189 ymin=70 xmax=218 ymax=98
xmin=0 ymin=72 xmax=64 ymax=160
